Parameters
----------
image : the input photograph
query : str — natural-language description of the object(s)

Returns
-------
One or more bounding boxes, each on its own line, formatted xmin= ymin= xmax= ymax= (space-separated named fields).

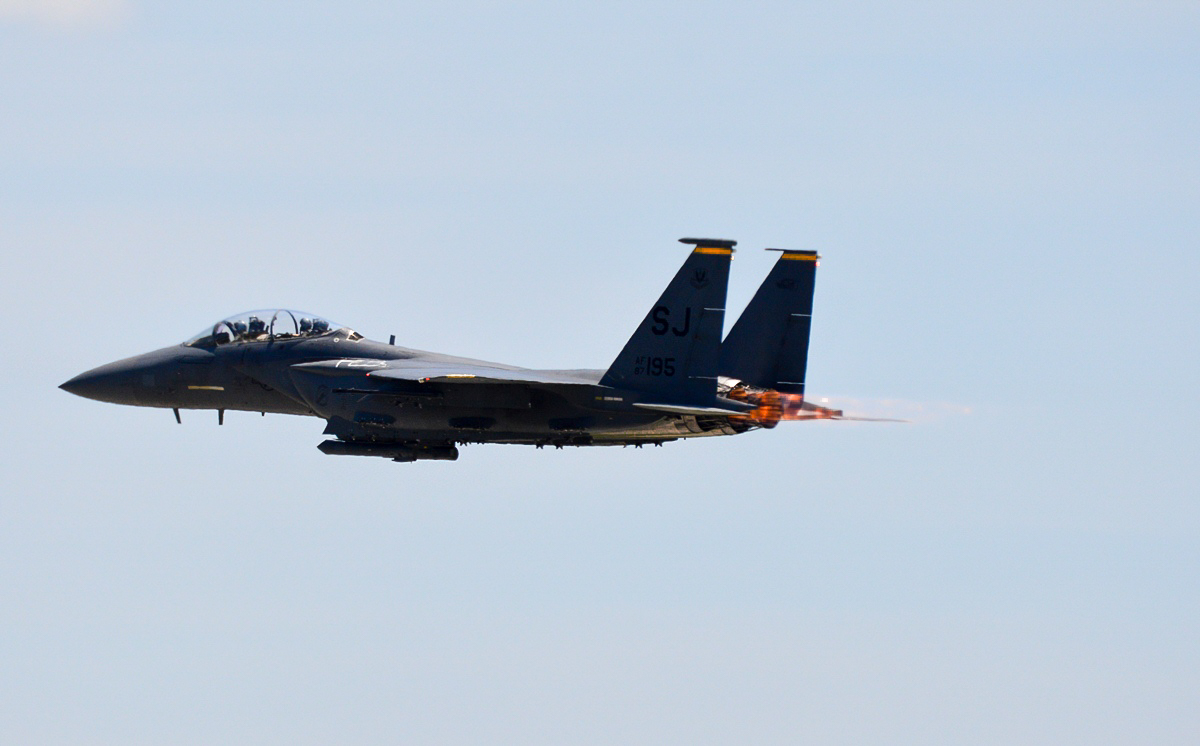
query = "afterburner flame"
xmin=727 ymin=386 xmax=783 ymax=428
xmin=725 ymin=382 xmax=845 ymax=428
xmin=779 ymin=393 xmax=844 ymax=421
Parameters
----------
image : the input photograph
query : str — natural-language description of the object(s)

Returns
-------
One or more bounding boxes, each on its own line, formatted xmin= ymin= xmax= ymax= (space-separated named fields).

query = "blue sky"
xmin=2 ymin=2 xmax=1198 ymax=743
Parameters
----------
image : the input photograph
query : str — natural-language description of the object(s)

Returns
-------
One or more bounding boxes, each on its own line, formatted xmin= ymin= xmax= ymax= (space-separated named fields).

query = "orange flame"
xmin=727 ymin=387 xmax=783 ymax=428
xmin=727 ymin=388 xmax=844 ymax=428
xmin=780 ymin=393 xmax=843 ymax=421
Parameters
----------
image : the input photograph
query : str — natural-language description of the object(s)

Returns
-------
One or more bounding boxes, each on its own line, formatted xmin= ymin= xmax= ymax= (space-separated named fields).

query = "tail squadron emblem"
xmin=690 ymin=269 xmax=709 ymax=289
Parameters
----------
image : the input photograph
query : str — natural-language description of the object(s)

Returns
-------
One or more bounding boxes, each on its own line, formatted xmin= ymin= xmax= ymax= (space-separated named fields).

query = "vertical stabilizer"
xmin=719 ymin=249 xmax=819 ymax=395
xmin=600 ymin=238 xmax=735 ymax=403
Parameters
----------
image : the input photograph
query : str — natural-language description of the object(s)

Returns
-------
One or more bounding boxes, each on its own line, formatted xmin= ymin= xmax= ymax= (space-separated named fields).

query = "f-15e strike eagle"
xmin=61 ymin=237 xmax=856 ymax=462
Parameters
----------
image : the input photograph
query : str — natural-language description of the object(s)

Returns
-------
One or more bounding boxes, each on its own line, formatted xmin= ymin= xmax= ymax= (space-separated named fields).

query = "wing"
xmin=290 ymin=359 xmax=601 ymax=387
xmin=289 ymin=358 xmax=754 ymax=415
xmin=370 ymin=365 xmax=599 ymax=386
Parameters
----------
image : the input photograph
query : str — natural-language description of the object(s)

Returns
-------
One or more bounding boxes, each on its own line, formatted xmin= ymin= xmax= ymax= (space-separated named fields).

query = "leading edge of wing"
xmin=370 ymin=366 xmax=601 ymax=386
xmin=291 ymin=359 xmax=601 ymax=387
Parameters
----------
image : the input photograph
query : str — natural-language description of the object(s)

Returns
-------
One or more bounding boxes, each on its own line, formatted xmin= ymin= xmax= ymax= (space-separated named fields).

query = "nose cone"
xmin=60 ymin=358 xmax=146 ymax=404
xmin=60 ymin=345 xmax=211 ymax=406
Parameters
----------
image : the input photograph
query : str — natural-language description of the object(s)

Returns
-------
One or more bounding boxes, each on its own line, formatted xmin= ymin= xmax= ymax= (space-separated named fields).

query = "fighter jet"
xmin=60 ymin=238 xmax=850 ymax=462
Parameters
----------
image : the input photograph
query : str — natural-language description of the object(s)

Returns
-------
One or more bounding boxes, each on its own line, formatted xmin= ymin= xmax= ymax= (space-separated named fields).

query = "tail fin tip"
xmin=679 ymin=237 xmax=737 ymax=250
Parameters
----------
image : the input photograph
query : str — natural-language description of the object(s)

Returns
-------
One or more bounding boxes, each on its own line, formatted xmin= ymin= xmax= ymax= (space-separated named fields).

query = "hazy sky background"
xmin=2 ymin=1 xmax=1198 ymax=743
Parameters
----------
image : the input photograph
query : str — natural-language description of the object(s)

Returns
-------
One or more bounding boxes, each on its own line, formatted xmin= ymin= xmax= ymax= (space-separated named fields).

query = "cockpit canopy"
xmin=185 ymin=310 xmax=354 ymax=348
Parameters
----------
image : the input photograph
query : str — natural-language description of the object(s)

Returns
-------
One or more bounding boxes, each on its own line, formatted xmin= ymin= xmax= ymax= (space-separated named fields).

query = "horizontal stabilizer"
xmin=632 ymin=401 xmax=752 ymax=417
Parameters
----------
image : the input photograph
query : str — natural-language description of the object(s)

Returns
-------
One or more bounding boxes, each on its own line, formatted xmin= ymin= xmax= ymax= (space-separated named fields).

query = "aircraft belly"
xmin=316 ymin=390 xmax=740 ymax=445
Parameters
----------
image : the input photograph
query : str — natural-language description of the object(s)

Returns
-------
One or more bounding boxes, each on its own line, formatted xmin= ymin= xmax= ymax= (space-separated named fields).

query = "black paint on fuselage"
xmin=61 ymin=239 xmax=823 ymax=461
